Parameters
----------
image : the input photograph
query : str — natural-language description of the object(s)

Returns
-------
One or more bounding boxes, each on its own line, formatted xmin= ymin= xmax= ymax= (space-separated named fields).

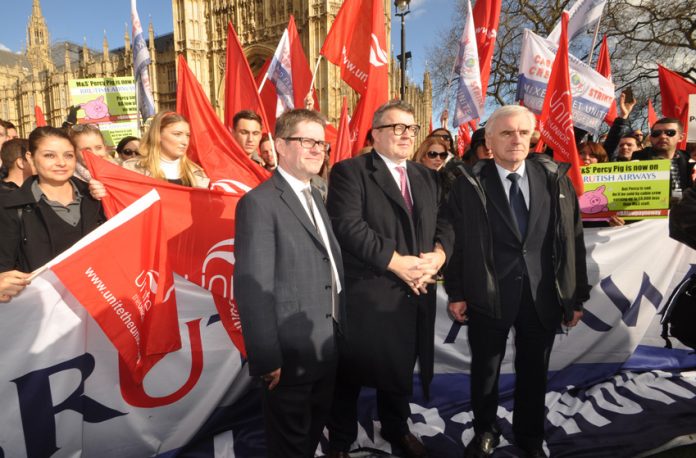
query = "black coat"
xmin=443 ymin=156 xmax=590 ymax=329
xmin=326 ymin=151 xmax=453 ymax=396
xmin=633 ymin=148 xmax=693 ymax=192
xmin=0 ymin=176 xmax=105 ymax=272
xmin=670 ymin=185 xmax=696 ymax=250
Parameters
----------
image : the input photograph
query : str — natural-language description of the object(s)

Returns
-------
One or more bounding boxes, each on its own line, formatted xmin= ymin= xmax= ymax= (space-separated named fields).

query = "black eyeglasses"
xmin=120 ymin=148 xmax=140 ymax=157
xmin=284 ymin=137 xmax=328 ymax=152
xmin=374 ymin=123 xmax=421 ymax=136
xmin=426 ymin=151 xmax=448 ymax=159
xmin=650 ymin=129 xmax=677 ymax=138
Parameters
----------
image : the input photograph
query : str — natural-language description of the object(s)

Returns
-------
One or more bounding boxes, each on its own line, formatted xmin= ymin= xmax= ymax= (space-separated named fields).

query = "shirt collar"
xmin=494 ymin=160 xmax=526 ymax=182
xmin=376 ymin=151 xmax=408 ymax=171
xmin=277 ymin=166 xmax=311 ymax=193
xmin=31 ymin=179 xmax=81 ymax=203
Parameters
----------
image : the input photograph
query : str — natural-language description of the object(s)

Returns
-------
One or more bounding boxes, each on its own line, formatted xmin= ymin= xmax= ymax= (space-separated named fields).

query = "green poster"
xmin=580 ymin=160 xmax=671 ymax=220
xmin=68 ymin=77 xmax=140 ymax=147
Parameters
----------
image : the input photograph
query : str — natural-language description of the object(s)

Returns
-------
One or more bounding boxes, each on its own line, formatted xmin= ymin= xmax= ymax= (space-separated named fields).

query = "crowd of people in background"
xmin=0 ymin=86 xmax=693 ymax=458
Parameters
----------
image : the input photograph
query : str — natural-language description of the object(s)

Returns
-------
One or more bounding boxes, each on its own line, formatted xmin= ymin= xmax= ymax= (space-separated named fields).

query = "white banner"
xmin=517 ymin=29 xmax=615 ymax=136
xmin=1 ymin=220 xmax=694 ymax=456
xmin=688 ymin=94 xmax=696 ymax=142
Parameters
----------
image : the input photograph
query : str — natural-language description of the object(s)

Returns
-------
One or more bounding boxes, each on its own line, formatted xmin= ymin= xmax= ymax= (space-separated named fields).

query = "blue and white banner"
xmin=547 ymin=0 xmax=608 ymax=44
xmin=131 ymin=0 xmax=156 ymax=121
xmin=451 ymin=0 xmax=484 ymax=128
xmin=1 ymin=220 xmax=695 ymax=456
xmin=266 ymin=28 xmax=295 ymax=118
xmin=517 ymin=29 xmax=615 ymax=136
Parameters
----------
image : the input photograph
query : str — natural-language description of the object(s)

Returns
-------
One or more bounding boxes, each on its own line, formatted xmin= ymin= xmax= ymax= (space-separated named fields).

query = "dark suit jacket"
xmin=326 ymin=151 xmax=453 ymax=396
xmin=233 ymin=172 xmax=345 ymax=386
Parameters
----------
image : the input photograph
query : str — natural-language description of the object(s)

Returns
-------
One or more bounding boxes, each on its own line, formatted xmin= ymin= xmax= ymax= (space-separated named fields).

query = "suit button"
xmin=325 ymin=285 xmax=331 ymax=290
xmin=515 ymin=276 xmax=523 ymax=281
xmin=325 ymin=313 xmax=332 ymax=318
xmin=522 ymin=249 xmax=527 ymax=255
xmin=323 ymin=257 xmax=329 ymax=262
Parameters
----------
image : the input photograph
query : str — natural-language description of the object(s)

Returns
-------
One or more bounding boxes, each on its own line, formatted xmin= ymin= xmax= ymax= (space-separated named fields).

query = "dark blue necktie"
xmin=507 ymin=172 xmax=528 ymax=237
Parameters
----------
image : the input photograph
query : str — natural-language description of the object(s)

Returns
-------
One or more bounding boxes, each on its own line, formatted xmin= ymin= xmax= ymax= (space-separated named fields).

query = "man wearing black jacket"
xmin=444 ymin=105 xmax=590 ymax=458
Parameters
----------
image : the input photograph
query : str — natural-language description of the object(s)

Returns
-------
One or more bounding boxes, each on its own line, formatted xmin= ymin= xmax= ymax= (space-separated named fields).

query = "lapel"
xmin=525 ymin=159 xmax=549 ymax=240
xmin=368 ymin=152 xmax=417 ymax=251
xmin=480 ymin=160 xmax=522 ymax=240
xmin=273 ymin=172 xmax=325 ymax=249
xmin=313 ymin=187 xmax=344 ymax=276
xmin=407 ymin=163 xmax=428 ymax=230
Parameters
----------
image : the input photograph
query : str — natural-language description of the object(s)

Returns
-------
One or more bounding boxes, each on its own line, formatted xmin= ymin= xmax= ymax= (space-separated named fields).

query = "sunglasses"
xmin=120 ymin=148 xmax=140 ymax=157
xmin=426 ymin=151 xmax=448 ymax=159
xmin=650 ymin=129 xmax=677 ymax=138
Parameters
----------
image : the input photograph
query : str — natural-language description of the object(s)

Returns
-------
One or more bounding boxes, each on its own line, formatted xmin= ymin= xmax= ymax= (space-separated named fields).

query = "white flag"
xmin=547 ymin=0 xmax=607 ymax=44
xmin=452 ymin=0 xmax=483 ymax=127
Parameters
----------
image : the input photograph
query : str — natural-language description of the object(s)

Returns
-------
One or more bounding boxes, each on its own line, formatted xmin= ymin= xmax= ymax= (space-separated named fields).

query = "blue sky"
xmin=1 ymin=0 xmax=457 ymax=117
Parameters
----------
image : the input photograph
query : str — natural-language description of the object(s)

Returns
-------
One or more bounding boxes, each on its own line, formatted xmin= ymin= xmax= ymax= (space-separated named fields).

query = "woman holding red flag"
xmin=0 ymin=126 xmax=105 ymax=273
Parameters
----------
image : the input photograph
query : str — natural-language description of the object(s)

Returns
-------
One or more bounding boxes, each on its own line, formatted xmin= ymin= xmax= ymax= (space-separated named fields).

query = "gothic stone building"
xmin=1 ymin=0 xmax=431 ymax=142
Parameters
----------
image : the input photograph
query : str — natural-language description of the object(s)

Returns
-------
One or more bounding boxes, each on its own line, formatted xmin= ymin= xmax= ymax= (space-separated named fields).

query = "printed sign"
xmin=580 ymin=159 xmax=671 ymax=220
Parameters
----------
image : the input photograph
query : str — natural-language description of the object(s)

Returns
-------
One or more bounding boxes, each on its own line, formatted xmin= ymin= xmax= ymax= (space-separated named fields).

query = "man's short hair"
xmin=259 ymin=133 xmax=271 ymax=144
xmin=233 ymin=110 xmax=263 ymax=130
xmin=0 ymin=138 xmax=29 ymax=170
xmin=652 ymin=117 xmax=683 ymax=132
xmin=0 ymin=119 xmax=15 ymax=130
xmin=620 ymin=133 xmax=641 ymax=144
xmin=372 ymin=99 xmax=415 ymax=128
xmin=275 ymin=109 xmax=327 ymax=139
xmin=485 ymin=105 xmax=536 ymax=136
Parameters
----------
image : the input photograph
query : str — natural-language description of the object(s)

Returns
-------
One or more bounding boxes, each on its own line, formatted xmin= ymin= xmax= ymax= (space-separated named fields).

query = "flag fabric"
xmin=452 ymin=0 xmax=484 ymax=127
xmin=176 ymin=55 xmax=270 ymax=188
xmin=648 ymin=99 xmax=658 ymax=130
xmin=130 ymin=0 xmax=156 ymax=121
xmin=34 ymin=105 xmax=47 ymax=127
xmin=265 ymin=27 xmax=294 ymax=117
xmin=595 ymin=35 xmax=617 ymax=125
xmin=658 ymin=65 xmax=696 ymax=150
xmin=49 ymin=189 xmax=180 ymax=381
xmin=83 ymin=152 xmax=247 ymax=356
xmin=539 ymin=12 xmax=584 ymax=196
xmin=331 ymin=96 xmax=353 ymax=166
xmin=256 ymin=58 xmax=278 ymax=134
xmin=547 ymin=0 xmax=608 ymax=44
xmin=457 ymin=122 xmax=471 ymax=157
xmin=471 ymin=0 xmax=501 ymax=105
xmin=321 ymin=0 xmax=389 ymax=155
xmin=223 ymin=21 xmax=271 ymax=133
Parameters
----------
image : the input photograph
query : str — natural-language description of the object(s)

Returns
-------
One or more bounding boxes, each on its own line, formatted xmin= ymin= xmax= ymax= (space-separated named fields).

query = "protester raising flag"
xmin=658 ymin=65 xmax=696 ymax=150
xmin=223 ymin=21 xmax=271 ymax=133
xmin=320 ymin=0 xmax=389 ymax=155
xmin=130 ymin=0 xmax=155 ymax=121
xmin=547 ymin=0 xmax=608 ymax=44
xmin=49 ymin=189 xmax=180 ymax=382
xmin=452 ymin=0 xmax=484 ymax=128
xmin=177 ymin=55 xmax=270 ymax=189
xmin=471 ymin=0 xmax=501 ymax=106
xmin=84 ymin=152 xmax=247 ymax=356
xmin=331 ymin=96 xmax=353 ymax=166
xmin=595 ymin=35 xmax=617 ymax=125
xmin=539 ymin=12 xmax=584 ymax=196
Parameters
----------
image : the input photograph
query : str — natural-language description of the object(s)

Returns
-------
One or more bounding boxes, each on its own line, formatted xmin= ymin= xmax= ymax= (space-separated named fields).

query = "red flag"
xmin=84 ymin=153 xmax=247 ymax=356
xmin=648 ymin=99 xmax=658 ymax=129
xmin=595 ymin=36 xmax=617 ymax=125
xmin=256 ymin=58 xmax=278 ymax=133
xmin=472 ymin=0 xmax=501 ymax=104
xmin=287 ymin=16 xmax=319 ymax=111
xmin=331 ymin=97 xmax=353 ymax=166
xmin=35 ymin=105 xmax=47 ymax=127
xmin=223 ymin=21 xmax=271 ymax=133
xmin=658 ymin=65 xmax=696 ymax=150
xmin=176 ymin=55 xmax=270 ymax=187
xmin=429 ymin=118 xmax=433 ymax=134
xmin=321 ymin=0 xmax=389 ymax=155
xmin=457 ymin=123 xmax=471 ymax=157
xmin=50 ymin=189 xmax=180 ymax=381
xmin=539 ymin=12 xmax=584 ymax=196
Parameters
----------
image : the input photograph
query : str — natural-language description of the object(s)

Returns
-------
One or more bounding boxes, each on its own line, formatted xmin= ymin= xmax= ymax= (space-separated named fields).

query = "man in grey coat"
xmin=234 ymin=109 xmax=345 ymax=458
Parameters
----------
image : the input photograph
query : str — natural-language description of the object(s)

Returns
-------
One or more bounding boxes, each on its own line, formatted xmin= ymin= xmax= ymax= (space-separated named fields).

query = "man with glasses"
xmin=325 ymin=100 xmax=453 ymax=458
xmin=634 ymin=118 xmax=692 ymax=201
xmin=234 ymin=109 xmax=345 ymax=458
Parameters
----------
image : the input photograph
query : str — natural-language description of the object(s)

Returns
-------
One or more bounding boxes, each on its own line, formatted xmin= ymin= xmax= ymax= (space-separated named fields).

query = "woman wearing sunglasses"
xmin=414 ymin=137 xmax=450 ymax=171
xmin=115 ymin=136 xmax=141 ymax=163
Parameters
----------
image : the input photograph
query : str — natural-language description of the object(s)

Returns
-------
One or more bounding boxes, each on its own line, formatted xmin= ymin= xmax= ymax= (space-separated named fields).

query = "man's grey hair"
xmin=484 ymin=105 xmax=536 ymax=136
xmin=372 ymin=99 xmax=416 ymax=128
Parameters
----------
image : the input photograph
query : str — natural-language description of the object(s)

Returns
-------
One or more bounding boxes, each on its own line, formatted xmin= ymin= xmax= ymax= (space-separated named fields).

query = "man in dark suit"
xmin=234 ymin=109 xmax=345 ymax=458
xmin=325 ymin=100 xmax=453 ymax=458
xmin=444 ymin=105 xmax=590 ymax=458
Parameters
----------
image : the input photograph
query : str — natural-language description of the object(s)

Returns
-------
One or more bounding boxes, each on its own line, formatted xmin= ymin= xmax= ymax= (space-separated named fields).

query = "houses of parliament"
xmin=0 ymin=0 xmax=432 ymax=140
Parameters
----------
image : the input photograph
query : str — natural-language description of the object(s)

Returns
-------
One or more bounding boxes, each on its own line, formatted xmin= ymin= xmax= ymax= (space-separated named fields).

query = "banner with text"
xmin=517 ymin=29 xmax=615 ymax=136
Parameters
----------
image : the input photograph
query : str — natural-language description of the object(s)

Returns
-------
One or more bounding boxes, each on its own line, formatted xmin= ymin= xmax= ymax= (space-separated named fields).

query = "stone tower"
xmin=26 ymin=0 xmax=54 ymax=72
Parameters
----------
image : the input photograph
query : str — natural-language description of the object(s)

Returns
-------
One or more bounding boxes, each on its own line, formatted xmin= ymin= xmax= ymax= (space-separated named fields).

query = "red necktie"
xmin=396 ymin=166 xmax=413 ymax=215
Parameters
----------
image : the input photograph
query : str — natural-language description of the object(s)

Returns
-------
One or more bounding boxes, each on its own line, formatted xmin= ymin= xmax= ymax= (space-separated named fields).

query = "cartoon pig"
xmin=80 ymin=96 xmax=110 ymax=120
xmin=579 ymin=185 xmax=609 ymax=214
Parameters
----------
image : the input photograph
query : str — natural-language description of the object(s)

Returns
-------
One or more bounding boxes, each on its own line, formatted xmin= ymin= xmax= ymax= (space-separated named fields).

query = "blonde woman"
xmin=122 ymin=111 xmax=208 ymax=188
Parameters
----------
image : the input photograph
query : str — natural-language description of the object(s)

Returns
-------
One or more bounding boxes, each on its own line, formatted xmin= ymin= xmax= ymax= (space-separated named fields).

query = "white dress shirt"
xmin=495 ymin=161 xmax=530 ymax=210
xmin=376 ymin=152 xmax=413 ymax=203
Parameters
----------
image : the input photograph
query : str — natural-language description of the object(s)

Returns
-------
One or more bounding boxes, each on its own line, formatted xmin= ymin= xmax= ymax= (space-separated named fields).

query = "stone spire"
xmin=102 ymin=30 xmax=109 ymax=61
xmin=124 ymin=23 xmax=131 ymax=54
xmin=64 ymin=42 xmax=71 ymax=72
xmin=26 ymin=0 xmax=54 ymax=71
xmin=82 ymin=37 xmax=89 ymax=66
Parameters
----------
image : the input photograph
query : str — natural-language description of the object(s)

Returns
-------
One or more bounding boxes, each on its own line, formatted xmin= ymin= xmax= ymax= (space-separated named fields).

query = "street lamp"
xmin=394 ymin=0 xmax=411 ymax=100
